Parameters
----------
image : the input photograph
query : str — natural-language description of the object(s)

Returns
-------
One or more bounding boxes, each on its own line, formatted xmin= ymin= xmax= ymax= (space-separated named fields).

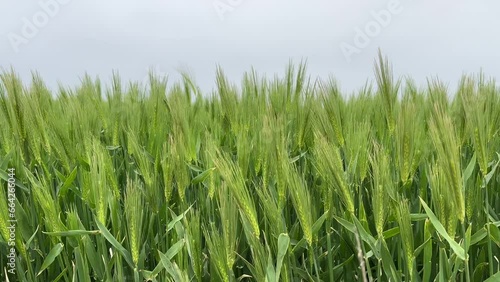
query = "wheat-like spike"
xmin=314 ymin=132 xmax=355 ymax=214
xmin=162 ymin=141 xmax=174 ymax=202
xmin=218 ymin=183 xmax=238 ymax=269
xmin=396 ymin=198 xmax=415 ymax=278
xmin=428 ymin=102 xmax=465 ymax=223
xmin=212 ymin=150 xmax=260 ymax=238
xmin=0 ymin=181 xmax=10 ymax=242
xmin=204 ymin=226 xmax=230 ymax=282
xmin=370 ymin=143 xmax=394 ymax=236
xmin=124 ymin=178 xmax=143 ymax=266
xmin=285 ymin=162 xmax=314 ymax=246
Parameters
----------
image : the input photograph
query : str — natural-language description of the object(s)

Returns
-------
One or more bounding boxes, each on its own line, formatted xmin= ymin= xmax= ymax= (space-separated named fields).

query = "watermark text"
xmin=7 ymin=0 xmax=72 ymax=53
xmin=6 ymin=168 xmax=17 ymax=275
xmin=340 ymin=0 xmax=403 ymax=62
xmin=213 ymin=0 xmax=245 ymax=21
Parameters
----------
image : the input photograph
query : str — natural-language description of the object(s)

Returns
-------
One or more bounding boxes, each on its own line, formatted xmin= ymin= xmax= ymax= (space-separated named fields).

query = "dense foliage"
xmin=1 ymin=54 xmax=500 ymax=281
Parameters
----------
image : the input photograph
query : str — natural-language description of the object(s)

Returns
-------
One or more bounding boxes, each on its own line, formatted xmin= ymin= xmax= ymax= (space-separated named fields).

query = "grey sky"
xmin=1 ymin=0 xmax=499 ymax=95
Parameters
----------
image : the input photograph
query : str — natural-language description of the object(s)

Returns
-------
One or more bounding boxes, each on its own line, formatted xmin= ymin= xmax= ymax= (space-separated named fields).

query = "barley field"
xmin=1 ymin=54 xmax=500 ymax=281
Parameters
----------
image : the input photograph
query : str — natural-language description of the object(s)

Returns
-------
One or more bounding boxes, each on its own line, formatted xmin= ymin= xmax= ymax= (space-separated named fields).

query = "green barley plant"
xmin=428 ymin=94 xmax=465 ymax=223
xmin=124 ymin=178 xmax=144 ymax=267
xmin=396 ymin=198 xmax=415 ymax=279
xmin=0 ymin=52 xmax=499 ymax=281
xmin=313 ymin=132 xmax=355 ymax=214
xmin=370 ymin=143 xmax=394 ymax=237
xmin=212 ymin=149 xmax=260 ymax=239
xmin=283 ymin=161 xmax=314 ymax=246
xmin=395 ymin=87 xmax=425 ymax=185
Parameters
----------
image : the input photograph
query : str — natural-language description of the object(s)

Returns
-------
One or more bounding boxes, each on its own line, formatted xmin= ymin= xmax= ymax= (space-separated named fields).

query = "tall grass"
xmin=1 ymin=53 xmax=500 ymax=281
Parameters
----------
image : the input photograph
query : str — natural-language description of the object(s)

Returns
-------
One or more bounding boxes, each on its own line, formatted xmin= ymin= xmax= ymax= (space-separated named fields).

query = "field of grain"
xmin=1 ymin=54 xmax=500 ymax=281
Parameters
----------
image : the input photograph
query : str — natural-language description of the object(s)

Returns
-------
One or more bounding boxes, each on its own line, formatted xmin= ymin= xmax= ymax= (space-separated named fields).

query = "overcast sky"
xmin=0 ymin=0 xmax=498 ymax=95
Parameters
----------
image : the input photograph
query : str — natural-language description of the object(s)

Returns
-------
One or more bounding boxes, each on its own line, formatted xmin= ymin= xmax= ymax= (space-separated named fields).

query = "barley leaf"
xmin=57 ymin=166 xmax=78 ymax=198
xmin=485 ymin=271 xmax=500 ymax=282
xmin=95 ymin=219 xmax=135 ymax=269
xmin=43 ymin=230 xmax=100 ymax=236
xmin=191 ymin=167 xmax=215 ymax=185
xmin=275 ymin=233 xmax=290 ymax=281
xmin=37 ymin=243 xmax=64 ymax=276
xmin=419 ymin=198 xmax=467 ymax=260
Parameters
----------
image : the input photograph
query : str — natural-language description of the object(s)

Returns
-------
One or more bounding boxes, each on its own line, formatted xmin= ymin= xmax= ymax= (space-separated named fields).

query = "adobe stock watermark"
xmin=340 ymin=0 xmax=403 ymax=62
xmin=213 ymin=0 xmax=245 ymax=21
xmin=6 ymin=168 xmax=17 ymax=276
xmin=7 ymin=0 xmax=72 ymax=54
